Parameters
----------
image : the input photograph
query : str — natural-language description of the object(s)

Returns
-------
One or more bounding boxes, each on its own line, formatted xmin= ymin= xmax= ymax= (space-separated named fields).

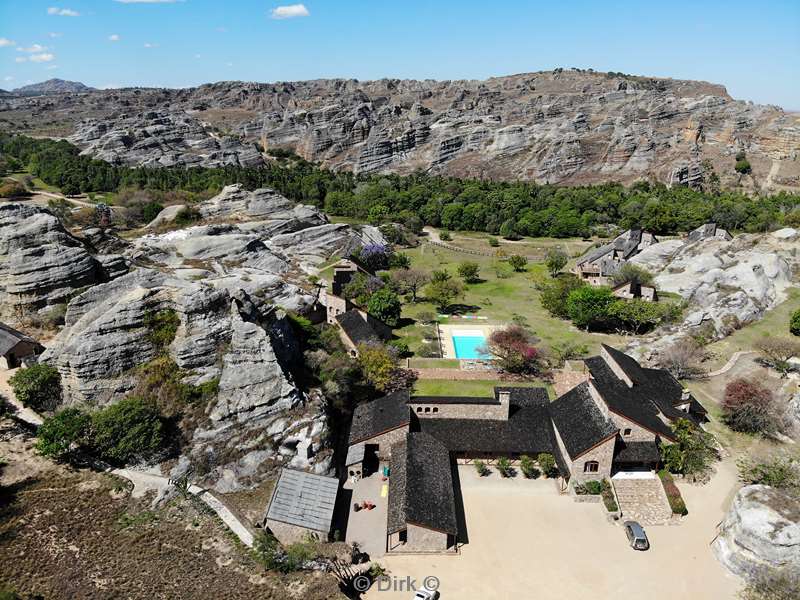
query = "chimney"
xmin=681 ymin=389 xmax=691 ymax=402
xmin=498 ymin=390 xmax=511 ymax=419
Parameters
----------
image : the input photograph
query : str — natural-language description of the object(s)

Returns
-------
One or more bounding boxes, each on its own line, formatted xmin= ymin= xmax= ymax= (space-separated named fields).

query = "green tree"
xmin=566 ymin=286 xmax=616 ymax=330
xmin=607 ymin=299 xmax=665 ymax=334
xmin=391 ymin=269 xmax=429 ymax=302
xmin=35 ymin=408 xmax=91 ymax=460
xmin=659 ymin=419 xmax=717 ymax=478
xmin=544 ymin=248 xmax=568 ymax=277
xmin=499 ymin=219 xmax=520 ymax=240
xmin=425 ymin=278 xmax=464 ymax=312
xmin=611 ymin=263 xmax=655 ymax=288
xmin=356 ymin=342 xmax=397 ymax=392
xmin=508 ymin=254 xmax=528 ymax=272
xmin=790 ymin=309 xmax=800 ymax=336
xmin=457 ymin=261 xmax=480 ymax=283
xmin=366 ymin=287 xmax=402 ymax=326
xmin=9 ymin=363 xmax=62 ymax=412
xmin=540 ymin=274 xmax=585 ymax=319
xmin=735 ymin=159 xmax=752 ymax=175
xmin=89 ymin=396 xmax=166 ymax=464
xmin=537 ymin=453 xmax=557 ymax=477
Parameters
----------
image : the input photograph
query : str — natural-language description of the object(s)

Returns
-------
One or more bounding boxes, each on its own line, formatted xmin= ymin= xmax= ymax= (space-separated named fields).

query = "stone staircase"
xmin=612 ymin=474 xmax=673 ymax=525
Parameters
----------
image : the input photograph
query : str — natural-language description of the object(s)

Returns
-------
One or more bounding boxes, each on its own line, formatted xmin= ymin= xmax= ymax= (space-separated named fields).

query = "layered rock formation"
xmin=0 ymin=203 xmax=127 ymax=318
xmin=2 ymin=70 xmax=797 ymax=191
xmin=713 ymin=485 xmax=800 ymax=577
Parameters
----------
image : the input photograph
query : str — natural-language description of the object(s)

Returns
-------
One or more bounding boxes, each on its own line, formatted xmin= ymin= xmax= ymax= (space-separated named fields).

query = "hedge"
xmin=659 ymin=469 xmax=688 ymax=515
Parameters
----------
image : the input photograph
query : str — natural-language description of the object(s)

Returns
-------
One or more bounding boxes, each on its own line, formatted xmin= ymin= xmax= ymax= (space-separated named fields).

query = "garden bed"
xmin=658 ymin=469 xmax=688 ymax=515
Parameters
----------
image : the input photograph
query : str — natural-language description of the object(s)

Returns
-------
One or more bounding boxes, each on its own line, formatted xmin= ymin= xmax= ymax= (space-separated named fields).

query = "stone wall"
xmin=359 ymin=426 xmax=409 ymax=460
xmin=326 ymin=293 xmax=349 ymax=325
xmin=404 ymin=524 xmax=450 ymax=552
xmin=553 ymin=421 xmax=616 ymax=485
xmin=409 ymin=400 xmax=508 ymax=421
xmin=609 ymin=412 xmax=656 ymax=442
xmin=266 ymin=519 xmax=326 ymax=546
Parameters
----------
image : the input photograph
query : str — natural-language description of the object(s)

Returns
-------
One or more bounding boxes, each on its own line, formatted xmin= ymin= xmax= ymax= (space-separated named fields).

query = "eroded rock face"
xmin=10 ymin=71 xmax=795 ymax=191
xmin=713 ymin=485 xmax=800 ymax=577
xmin=0 ymin=203 xmax=127 ymax=318
xmin=67 ymin=110 xmax=263 ymax=168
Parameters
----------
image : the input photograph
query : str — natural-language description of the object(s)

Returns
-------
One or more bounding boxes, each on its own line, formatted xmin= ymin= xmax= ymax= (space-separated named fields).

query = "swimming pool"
xmin=452 ymin=334 xmax=489 ymax=360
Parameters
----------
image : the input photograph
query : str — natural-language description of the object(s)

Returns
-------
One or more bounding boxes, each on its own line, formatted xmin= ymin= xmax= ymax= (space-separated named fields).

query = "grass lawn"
xmin=705 ymin=287 xmax=800 ymax=369
xmin=8 ymin=171 xmax=61 ymax=194
xmin=414 ymin=378 xmax=552 ymax=398
xmin=409 ymin=358 xmax=460 ymax=369
xmin=396 ymin=243 xmax=625 ymax=356
xmin=444 ymin=230 xmax=596 ymax=259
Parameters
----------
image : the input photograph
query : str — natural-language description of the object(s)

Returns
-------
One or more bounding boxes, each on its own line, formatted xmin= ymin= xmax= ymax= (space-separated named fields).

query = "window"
xmin=416 ymin=407 xmax=423 ymax=413
xmin=424 ymin=407 xmax=431 ymax=413
xmin=623 ymin=428 xmax=632 ymax=436
xmin=432 ymin=407 xmax=439 ymax=413
xmin=584 ymin=461 xmax=599 ymax=473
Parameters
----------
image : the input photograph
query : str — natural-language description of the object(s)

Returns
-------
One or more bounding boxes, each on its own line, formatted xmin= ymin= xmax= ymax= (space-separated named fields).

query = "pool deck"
xmin=438 ymin=323 xmax=501 ymax=360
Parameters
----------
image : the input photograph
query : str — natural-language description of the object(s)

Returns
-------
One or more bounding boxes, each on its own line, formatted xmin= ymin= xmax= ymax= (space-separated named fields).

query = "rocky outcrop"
xmin=0 ymin=203 xmax=127 ymax=318
xmin=713 ymin=485 xmax=800 ymax=577
xmin=5 ymin=70 xmax=795 ymax=191
xmin=67 ymin=110 xmax=263 ymax=168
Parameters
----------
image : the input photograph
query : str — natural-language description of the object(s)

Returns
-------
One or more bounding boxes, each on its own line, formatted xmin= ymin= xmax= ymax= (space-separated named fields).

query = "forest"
xmin=2 ymin=133 xmax=799 ymax=238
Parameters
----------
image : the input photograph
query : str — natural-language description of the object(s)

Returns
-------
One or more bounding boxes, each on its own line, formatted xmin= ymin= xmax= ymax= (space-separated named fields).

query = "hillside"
xmin=0 ymin=70 xmax=798 ymax=191
xmin=12 ymin=78 xmax=94 ymax=96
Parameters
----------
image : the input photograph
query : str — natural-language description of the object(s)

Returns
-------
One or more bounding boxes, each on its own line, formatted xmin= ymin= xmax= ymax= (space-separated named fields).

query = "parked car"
xmin=413 ymin=586 xmax=440 ymax=600
xmin=623 ymin=520 xmax=650 ymax=550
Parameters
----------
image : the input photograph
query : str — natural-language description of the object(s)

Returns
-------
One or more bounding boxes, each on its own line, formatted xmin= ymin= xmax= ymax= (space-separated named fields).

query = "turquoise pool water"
xmin=452 ymin=335 xmax=488 ymax=359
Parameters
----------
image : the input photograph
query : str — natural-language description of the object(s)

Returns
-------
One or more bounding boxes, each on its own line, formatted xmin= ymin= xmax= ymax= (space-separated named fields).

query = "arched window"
xmin=424 ymin=407 xmax=431 ymax=413
xmin=432 ymin=407 xmax=439 ymax=413
xmin=583 ymin=461 xmax=599 ymax=473
xmin=416 ymin=407 xmax=423 ymax=413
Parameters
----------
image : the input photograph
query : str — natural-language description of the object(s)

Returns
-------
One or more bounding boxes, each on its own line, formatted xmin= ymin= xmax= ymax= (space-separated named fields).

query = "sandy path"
xmin=0 ymin=368 xmax=44 ymax=425
xmin=367 ymin=463 xmax=741 ymax=600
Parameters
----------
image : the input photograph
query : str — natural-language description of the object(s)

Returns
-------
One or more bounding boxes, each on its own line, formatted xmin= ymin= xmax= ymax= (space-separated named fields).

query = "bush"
xmin=600 ymin=479 xmax=618 ymax=512
xmin=659 ymin=419 xmax=717 ymax=479
xmin=520 ymin=455 xmax=539 ymax=479
xmin=540 ymin=275 xmax=585 ymax=319
xmin=566 ymin=285 xmax=616 ymax=330
xmin=791 ymin=309 xmax=800 ymax=336
xmin=173 ymin=207 xmax=202 ymax=226
xmin=366 ymin=287 xmax=402 ymax=326
xmin=756 ymin=336 xmax=800 ymax=375
xmin=457 ymin=261 xmax=480 ymax=283
xmin=611 ymin=263 xmax=655 ymax=287
xmin=723 ymin=378 xmax=781 ymax=435
xmin=537 ymin=452 xmax=557 ymax=477
xmin=9 ymin=363 xmax=62 ymax=413
xmin=438 ymin=230 xmax=452 ymax=241
xmin=487 ymin=236 xmax=499 ymax=247
xmin=658 ymin=469 xmax=688 ymax=515
xmin=544 ymin=248 xmax=567 ymax=277
xmin=141 ymin=201 xmax=165 ymax=223
xmin=144 ymin=309 xmax=180 ymax=351
xmin=738 ymin=454 xmax=800 ymax=494
xmin=658 ymin=338 xmax=708 ymax=380
xmin=0 ymin=180 xmax=30 ymax=199
xmin=496 ymin=457 xmax=514 ymax=477
xmin=474 ymin=459 xmax=489 ymax=477
xmin=35 ymin=408 xmax=91 ymax=459
xmin=508 ymin=254 xmax=528 ymax=272
xmin=89 ymin=396 xmax=166 ymax=464
xmin=739 ymin=566 xmax=800 ymax=600
xmin=735 ymin=159 xmax=752 ymax=175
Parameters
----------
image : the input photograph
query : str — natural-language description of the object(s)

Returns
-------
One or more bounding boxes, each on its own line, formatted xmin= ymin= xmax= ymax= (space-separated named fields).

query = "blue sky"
xmin=1 ymin=0 xmax=798 ymax=109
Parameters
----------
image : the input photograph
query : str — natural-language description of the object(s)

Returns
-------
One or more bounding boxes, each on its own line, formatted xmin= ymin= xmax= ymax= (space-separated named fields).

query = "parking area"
xmin=345 ymin=470 xmax=389 ymax=559
xmin=366 ymin=462 xmax=742 ymax=599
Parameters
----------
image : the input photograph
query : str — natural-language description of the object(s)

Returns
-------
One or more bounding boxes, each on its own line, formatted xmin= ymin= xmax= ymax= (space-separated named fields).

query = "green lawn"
xmin=705 ymin=287 xmax=800 ymax=369
xmin=409 ymin=358 xmax=460 ymax=369
xmin=395 ymin=243 xmax=625 ymax=356
xmin=444 ymin=230 xmax=595 ymax=259
xmin=414 ymin=378 xmax=552 ymax=398
xmin=8 ymin=171 xmax=61 ymax=194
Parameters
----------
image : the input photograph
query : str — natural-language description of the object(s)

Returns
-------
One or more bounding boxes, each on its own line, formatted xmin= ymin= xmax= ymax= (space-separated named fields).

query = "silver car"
xmin=623 ymin=520 xmax=650 ymax=550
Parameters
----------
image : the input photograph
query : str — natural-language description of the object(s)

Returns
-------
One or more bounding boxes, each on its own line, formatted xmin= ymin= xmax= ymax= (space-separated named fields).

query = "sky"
xmin=0 ymin=0 xmax=798 ymax=109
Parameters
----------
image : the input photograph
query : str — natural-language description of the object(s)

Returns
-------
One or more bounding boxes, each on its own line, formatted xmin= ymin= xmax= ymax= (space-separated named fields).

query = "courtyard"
xmin=364 ymin=460 xmax=742 ymax=600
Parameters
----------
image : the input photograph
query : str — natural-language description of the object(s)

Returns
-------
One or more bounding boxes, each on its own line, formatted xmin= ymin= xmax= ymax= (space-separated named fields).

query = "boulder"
xmin=713 ymin=485 xmax=800 ymax=577
xmin=146 ymin=204 xmax=187 ymax=229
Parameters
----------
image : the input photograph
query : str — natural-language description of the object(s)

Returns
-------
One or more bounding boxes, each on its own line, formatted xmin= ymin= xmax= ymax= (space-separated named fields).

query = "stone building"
xmin=0 ymin=322 xmax=43 ymax=369
xmin=343 ymin=344 xmax=707 ymax=553
xmin=611 ymin=280 xmax=658 ymax=302
xmin=687 ymin=222 xmax=733 ymax=243
xmin=573 ymin=229 xmax=658 ymax=286
xmin=263 ymin=468 xmax=340 ymax=545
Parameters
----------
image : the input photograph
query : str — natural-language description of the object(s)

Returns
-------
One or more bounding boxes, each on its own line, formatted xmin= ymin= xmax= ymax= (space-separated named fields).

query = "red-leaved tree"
xmin=485 ymin=325 xmax=544 ymax=375
xmin=722 ymin=378 xmax=782 ymax=435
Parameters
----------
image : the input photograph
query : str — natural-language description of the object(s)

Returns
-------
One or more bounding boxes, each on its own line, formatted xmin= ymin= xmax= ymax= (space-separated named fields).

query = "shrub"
xmin=425 ymin=278 xmax=464 ymax=312
xmin=144 ymin=309 xmax=180 ymax=351
xmin=791 ymin=309 xmax=800 ymax=336
xmin=611 ymin=263 xmax=655 ymax=287
xmin=658 ymin=338 xmax=708 ymax=380
xmin=738 ymin=454 xmax=800 ymax=494
xmin=35 ymin=408 xmax=91 ymax=460
xmin=438 ymin=230 xmax=452 ymax=241
xmin=544 ymin=248 xmax=567 ymax=277
xmin=9 ymin=363 xmax=62 ymax=413
xmin=253 ymin=530 xmax=282 ymax=571
xmin=141 ymin=201 xmax=165 ymax=223
xmin=520 ymin=455 xmax=539 ymax=479
xmin=0 ymin=180 xmax=30 ymax=199
xmin=723 ymin=378 xmax=781 ymax=435
xmin=600 ymin=479 xmax=618 ymax=512
xmin=658 ymin=469 xmax=688 ymax=515
xmin=487 ymin=236 xmax=499 ymax=247
xmin=496 ymin=457 xmax=514 ymax=477
xmin=89 ymin=396 xmax=166 ymax=464
xmin=659 ymin=419 xmax=717 ymax=479
xmin=739 ymin=566 xmax=800 ymax=600
xmin=474 ymin=459 xmax=489 ymax=477
xmin=540 ymin=274 xmax=585 ymax=319
xmin=388 ymin=252 xmax=411 ymax=269
xmin=366 ymin=287 xmax=402 ymax=326
xmin=537 ymin=452 xmax=557 ymax=477
xmin=756 ymin=336 xmax=800 ymax=375
xmin=173 ymin=207 xmax=202 ymax=226
xmin=550 ymin=340 xmax=589 ymax=366
xmin=508 ymin=254 xmax=528 ymax=272
xmin=735 ymin=159 xmax=752 ymax=175
xmin=457 ymin=261 xmax=480 ymax=283
xmin=566 ymin=285 xmax=616 ymax=330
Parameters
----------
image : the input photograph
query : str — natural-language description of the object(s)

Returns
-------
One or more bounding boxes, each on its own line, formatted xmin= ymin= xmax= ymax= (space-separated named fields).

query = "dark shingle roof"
xmin=614 ymin=440 xmax=660 ymax=464
xmin=388 ymin=432 xmax=457 ymax=535
xmin=0 ymin=322 xmax=37 ymax=356
xmin=348 ymin=389 xmax=411 ymax=444
xmin=416 ymin=387 xmax=555 ymax=455
xmin=584 ymin=346 xmax=707 ymax=439
xmin=549 ymin=382 xmax=618 ymax=459
xmin=335 ymin=309 xmax=379 ymax=346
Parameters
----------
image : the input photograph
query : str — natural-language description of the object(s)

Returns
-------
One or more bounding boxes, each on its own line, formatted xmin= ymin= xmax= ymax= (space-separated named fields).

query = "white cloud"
xmin=30 ymin=53 xmax=56 ymax=63
xmin=270 ymin=4 xmax=310 ymax=19
xmin=48 ymin=32 xmax=63 ymax=38
xmin=114 ymin=0 xmax=183 ymax=3
xmin=143 ymin=42 xmax=159 ymax=48
xmin=17 ymin=44 xmax=47 ymax=53
xmin=109 ymin=34 xmax=121 ymax=42
xmin=15 ymin=57 xmax=27 ymax=63
xmin=48 ymin=7 xmax=80 ymax=17
xmin=0 ymin=38 xmax=16 ymax=48
xmin=4 ymin=76 xmax=14 ymax=82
